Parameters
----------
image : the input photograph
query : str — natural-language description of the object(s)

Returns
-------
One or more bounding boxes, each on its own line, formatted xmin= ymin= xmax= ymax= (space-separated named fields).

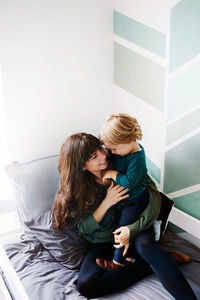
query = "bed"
xmin=1 ymin=155 xmax=200 ymax=300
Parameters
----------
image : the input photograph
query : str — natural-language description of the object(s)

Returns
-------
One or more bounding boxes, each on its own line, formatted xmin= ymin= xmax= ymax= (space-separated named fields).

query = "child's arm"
xmin=103 ymin=155 xmax=145 ymax=189
xmin=103 ymin=170 xmax=119 ymax=182
xmin=115 ymin=155 xmax=144 ymax=189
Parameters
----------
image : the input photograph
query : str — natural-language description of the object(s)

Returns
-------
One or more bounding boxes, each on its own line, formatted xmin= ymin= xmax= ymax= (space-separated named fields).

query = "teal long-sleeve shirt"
xmin=111 ymin=144 xmax=149 ymax=198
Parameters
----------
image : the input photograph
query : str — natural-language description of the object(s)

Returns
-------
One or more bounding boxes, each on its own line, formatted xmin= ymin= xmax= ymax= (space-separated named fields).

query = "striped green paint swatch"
xmin=114 ymin=10 xmax=166 ymax=58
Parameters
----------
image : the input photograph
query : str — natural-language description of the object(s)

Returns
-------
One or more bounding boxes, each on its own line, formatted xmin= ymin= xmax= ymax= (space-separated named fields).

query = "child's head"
xmin=100 ymin=113 xmax=142 ymax=156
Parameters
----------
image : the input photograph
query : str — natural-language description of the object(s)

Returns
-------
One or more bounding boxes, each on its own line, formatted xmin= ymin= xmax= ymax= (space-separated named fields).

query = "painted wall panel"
xmin=164 ymin=133 xmax=200 ymax=193
xmin=170 ymin=0 xmax=200 ymax=72
xmin=166 ymin=108 xmax=200 ymax=145
xmin=114 ymin=0 xmax=171 ymax=34
xmin=114 ymin=0 xmax=200 ymax=227
xmin=168 ymin=60 xmax=200 ymax=121
xmin=114 ymin=42 xmax=165 ymax=111
xmin=173 ymin=190 xmax=200 ymax=220
xmin=114 ymin=10 xmax=166 ymax=57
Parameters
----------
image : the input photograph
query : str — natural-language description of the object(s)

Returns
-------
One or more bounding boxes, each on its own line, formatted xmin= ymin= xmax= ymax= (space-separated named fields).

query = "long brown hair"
xmin=51 ymin=133 xmax=102 ymax=230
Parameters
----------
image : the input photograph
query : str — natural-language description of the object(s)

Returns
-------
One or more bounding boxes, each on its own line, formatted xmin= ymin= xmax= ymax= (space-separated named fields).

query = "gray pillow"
xmin=25 ymin=210 xmax=90 ymax=270
xmin=5 ymin=155 xmax=60 ymax=232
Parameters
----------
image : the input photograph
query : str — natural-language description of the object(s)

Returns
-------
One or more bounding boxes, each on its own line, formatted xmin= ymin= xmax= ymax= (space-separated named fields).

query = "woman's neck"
xmin=92 ymin=170 xmax=102 ymax=179
xmin=94 ymin=170 xmax=107 ymax=185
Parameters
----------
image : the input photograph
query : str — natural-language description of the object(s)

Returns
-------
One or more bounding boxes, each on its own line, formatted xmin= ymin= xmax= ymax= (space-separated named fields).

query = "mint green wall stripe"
xmin=173 ymin=190 xmax=200 ymax=220
xmin=168 ymin=60 xmax=200 ymax=121
xmin=114 ymin=42 xmax=165 ymax=111
xmin=169 ymin=0 xmax=200 ymax=72
xmin=164 ymin=133 xmax=200 ymax=193
xmin=114 ymin=11 xmax=166 ymax=58
xmin=146 ymin=157 xmax=161 ymax=184
xmin=166 ymin=108 xmax=200 ymax=145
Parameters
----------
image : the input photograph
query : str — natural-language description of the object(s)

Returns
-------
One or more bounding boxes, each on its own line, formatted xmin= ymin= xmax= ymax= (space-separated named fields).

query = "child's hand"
xmin=103 ymin=170 xmax=119 ymax=182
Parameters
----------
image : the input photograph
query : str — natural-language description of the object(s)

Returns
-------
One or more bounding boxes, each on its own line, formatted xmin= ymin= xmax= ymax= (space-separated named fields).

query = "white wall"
xmin=0 ymin=0 xmax=114 ymax=162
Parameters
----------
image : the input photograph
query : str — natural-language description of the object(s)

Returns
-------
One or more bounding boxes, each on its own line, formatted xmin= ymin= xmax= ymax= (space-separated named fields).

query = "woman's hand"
xmin=113 ymin=226 xmax=130 ymax=256
xmin=104 ymin=181 xmax=129 ymax=208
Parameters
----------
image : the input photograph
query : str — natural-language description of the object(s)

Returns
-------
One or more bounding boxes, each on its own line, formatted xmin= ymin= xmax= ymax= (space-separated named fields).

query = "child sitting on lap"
xmin=96 ymin=113 xmax=159 ymax=271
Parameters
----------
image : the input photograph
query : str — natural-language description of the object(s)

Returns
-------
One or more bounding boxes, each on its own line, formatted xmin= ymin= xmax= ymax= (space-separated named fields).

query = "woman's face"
xmin=83 ymin=147 xmax=108 ymax=174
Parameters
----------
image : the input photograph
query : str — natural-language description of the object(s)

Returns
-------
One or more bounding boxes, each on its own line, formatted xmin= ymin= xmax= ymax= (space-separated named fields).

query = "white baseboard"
xmin=169 ymin=207 xmax=200 ymax=240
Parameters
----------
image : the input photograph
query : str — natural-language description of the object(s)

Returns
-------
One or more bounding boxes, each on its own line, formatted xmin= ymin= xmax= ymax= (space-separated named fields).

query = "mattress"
xmin=3 ymin=229 xmax=200 ymax=300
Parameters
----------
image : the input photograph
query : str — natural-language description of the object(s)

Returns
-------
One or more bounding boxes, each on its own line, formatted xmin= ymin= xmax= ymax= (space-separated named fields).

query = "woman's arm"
xmin=77 ymin=182 xmax=129 ymax=237
xmin=93 ymin=182 xmax=129 ymax=223
xmin=113 ymin=226 xmax=131 ymax=256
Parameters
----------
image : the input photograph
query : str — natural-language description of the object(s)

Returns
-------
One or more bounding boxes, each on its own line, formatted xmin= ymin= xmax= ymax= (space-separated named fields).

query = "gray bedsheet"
xmin=4 ymin=230 xmax=200 ymax=300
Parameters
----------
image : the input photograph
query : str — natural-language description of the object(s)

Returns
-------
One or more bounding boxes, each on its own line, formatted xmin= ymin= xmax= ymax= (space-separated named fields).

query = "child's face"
xmin=104 ymin=141 xmax=132 ymax=156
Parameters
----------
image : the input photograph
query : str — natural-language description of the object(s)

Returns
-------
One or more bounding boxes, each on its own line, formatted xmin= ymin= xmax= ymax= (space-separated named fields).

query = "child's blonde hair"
xmin=100 ymin=113 xmax=143 ymax=144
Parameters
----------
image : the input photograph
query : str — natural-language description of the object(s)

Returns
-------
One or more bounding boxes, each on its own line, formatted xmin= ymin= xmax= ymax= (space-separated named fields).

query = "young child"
xmin=96 ymin=113 xmax=154 ymax=271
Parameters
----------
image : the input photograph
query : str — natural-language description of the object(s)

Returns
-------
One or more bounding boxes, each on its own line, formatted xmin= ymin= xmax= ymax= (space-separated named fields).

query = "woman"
xmin=52 ymin=133 xmax=197 ymax=300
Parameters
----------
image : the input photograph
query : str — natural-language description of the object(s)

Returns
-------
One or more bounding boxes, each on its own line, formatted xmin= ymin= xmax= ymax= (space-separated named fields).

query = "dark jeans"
xmin=77 ymin=226 xmax=197 ymax=300
xmin=114 ymin=188 xmax=149 ymax=264
xmin=77 ymin=242 xmax=152 ymax=298
xmin=135 ymin=227 xmax=197 ymax=300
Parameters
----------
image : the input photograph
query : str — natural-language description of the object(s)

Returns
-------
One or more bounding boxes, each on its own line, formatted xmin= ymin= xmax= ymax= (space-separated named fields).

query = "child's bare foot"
xmin=126 ymin=257 xmax=133 ymax=262
xmin=96 ymin=258 xmax=124 ymax=271
xmin=125 ymin=257 xmax=136 ymax=268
